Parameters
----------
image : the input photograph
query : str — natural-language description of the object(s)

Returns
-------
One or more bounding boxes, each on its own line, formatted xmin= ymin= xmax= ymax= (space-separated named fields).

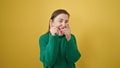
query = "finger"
xmin=62 ymin=29 xmax=67 ymax=34
xmin=66 ymin=24 xmax=70 ymax=28
xmin=58 ymin=25 xmax=62 ymax=28
xmin=51 ymin=25 xmax=57 ymax=30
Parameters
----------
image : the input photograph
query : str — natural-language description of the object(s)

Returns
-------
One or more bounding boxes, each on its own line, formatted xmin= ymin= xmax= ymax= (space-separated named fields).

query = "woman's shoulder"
xmin=71 ymin=33 xmax=75 ymax=37
xmin=39 ymin=33 xmax=49 ymax=40
xmin=70 ymin=33 xmax=77 ymax=40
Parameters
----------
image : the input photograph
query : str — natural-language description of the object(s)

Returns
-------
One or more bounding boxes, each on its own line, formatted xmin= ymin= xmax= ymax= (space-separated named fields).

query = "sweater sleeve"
xmin=39 ymin=34 xmax=59 ymax=67
xmin=65 ymin=34 xmax=81 ymax=63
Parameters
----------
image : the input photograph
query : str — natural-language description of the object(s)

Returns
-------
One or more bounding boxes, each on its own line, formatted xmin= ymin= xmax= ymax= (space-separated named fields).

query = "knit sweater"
xmin=39 ymin=33 xmax=81 ymax=68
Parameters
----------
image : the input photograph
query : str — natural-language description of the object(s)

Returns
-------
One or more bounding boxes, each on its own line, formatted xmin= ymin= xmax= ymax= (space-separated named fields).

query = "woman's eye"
xmin=65 ymin=20 xmax=68 ymax=23
xmin=59 ymin=20 xmax=63 ymax=23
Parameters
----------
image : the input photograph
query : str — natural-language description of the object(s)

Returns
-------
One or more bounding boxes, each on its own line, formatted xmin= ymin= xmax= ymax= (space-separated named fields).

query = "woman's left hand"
xmin=62 ymin=24 xmax=71 ymax=41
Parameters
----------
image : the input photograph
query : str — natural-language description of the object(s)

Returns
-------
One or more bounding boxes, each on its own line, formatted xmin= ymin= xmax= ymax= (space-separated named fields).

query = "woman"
xmin=39 ymin=9 xmax=81 ymax=68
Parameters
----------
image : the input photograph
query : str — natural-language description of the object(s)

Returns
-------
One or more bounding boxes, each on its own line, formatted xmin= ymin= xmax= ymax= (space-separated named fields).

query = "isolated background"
xmin=0 ymin=0 xmax=120 ymax=68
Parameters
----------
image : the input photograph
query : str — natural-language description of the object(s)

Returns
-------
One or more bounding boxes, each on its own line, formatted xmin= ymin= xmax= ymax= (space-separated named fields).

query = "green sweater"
xmin=39 ymin=33 xmax=81 ymax=68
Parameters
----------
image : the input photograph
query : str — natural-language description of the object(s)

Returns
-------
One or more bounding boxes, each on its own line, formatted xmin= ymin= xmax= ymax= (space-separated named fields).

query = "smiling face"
xmin=50 ymin=13 xmax=69 ymax=36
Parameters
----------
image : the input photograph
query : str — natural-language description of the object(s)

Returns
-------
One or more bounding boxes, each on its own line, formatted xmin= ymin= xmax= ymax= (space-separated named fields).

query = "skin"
xmin=50 ymin=14 xmax=71 ymax=41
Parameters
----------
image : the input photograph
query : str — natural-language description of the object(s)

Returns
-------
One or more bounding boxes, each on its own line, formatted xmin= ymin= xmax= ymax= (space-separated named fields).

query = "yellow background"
xmin=0 ymin=0 xmax=120 ymax=68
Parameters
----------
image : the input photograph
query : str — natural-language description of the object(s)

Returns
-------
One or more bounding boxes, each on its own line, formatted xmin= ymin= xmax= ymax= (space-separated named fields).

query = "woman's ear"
xmin=50 ymin=19 xmax=53 ymax=28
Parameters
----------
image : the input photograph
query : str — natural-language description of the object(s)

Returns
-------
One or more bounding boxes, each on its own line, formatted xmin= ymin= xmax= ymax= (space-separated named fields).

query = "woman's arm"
xmin=39 ymin=34 xmax=59 ymax=66
xmin=65 ymin=34 xmax=81 ymax=63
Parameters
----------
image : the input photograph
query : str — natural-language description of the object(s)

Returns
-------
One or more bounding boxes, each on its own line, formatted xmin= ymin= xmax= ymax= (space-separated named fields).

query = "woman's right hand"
xmin=50 ymin=26 xmax=58 ymax=36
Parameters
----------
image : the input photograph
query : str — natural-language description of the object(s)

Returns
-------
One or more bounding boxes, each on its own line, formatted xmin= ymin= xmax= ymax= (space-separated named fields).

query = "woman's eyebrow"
xmin=59 ymin=18 xmax=68 ymax=21
xmin=59 ymin=18 xmax=64 ymax=20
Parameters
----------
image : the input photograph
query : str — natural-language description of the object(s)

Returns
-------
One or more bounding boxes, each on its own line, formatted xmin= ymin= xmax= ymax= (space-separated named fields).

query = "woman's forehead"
xmin=55 ymin=14 xmax=69 ymax=20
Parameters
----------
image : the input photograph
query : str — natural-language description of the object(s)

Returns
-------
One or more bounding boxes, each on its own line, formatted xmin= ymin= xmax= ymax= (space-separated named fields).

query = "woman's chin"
xmin=58 ymin=32 xmax=64 ymax=36
xmin=57 ymin=33 xmax=62 ymax=36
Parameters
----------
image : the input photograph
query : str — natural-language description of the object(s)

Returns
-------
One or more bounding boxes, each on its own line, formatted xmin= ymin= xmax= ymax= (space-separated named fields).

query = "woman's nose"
xmin=62 ymin=22 xmax=66 ymax=27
